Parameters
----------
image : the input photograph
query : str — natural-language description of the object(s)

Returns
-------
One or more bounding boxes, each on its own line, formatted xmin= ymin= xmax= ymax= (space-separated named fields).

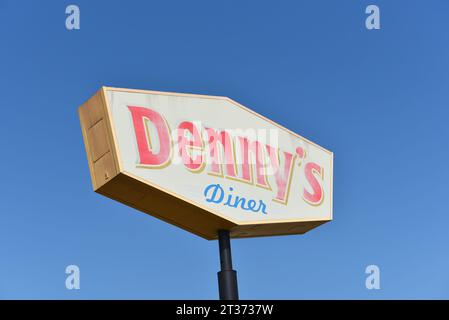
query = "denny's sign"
xmin=78 ymin=87 xmax=333 ymax=239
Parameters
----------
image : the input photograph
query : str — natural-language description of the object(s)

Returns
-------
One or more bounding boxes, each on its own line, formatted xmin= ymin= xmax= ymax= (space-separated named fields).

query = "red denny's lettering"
xmin=128 ymin=105 xmax=325 ymax=207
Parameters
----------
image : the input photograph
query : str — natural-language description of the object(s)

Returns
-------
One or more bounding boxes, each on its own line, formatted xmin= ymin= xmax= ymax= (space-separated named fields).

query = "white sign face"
xmin=105 ymin=88 xmax=333 ymax=225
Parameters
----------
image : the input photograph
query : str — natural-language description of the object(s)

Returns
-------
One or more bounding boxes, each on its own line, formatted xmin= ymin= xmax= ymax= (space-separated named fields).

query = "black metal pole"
xmin=217 ymin=229 xmax=239 ymax=300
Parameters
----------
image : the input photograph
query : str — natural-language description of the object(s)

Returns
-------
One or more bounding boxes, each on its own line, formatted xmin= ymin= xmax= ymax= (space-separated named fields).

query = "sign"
xmin=78 ymin=87 xmax=333 ymax=239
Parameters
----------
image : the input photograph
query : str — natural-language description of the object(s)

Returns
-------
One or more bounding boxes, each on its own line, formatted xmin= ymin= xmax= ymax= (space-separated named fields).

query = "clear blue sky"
xmin=0 ymin=0 xmax=448 ymax=299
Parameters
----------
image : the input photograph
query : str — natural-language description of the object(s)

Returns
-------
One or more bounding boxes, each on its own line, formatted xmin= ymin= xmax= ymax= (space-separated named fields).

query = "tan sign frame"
xmin=78 ymin=87 xmax=333 ymax=240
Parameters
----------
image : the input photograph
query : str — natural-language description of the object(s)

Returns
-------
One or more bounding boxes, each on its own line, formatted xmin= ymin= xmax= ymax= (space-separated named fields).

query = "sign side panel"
xmin=78 ymin=89 xmax=119 ymax=190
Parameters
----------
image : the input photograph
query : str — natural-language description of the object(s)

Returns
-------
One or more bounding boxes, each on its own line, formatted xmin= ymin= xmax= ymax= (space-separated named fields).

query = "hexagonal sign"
xmin=79 ymin=87 xmax=333 ymax=239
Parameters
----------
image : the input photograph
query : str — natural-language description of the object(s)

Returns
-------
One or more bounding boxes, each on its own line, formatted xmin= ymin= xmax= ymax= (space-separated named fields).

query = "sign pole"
xmin=217 ymin=229 xmax=239 ymax=300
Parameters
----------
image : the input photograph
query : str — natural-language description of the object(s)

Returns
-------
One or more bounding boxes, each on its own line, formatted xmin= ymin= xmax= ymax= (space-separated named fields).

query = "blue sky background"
xmin=0 ymin=0 xmax=448 ymax=299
